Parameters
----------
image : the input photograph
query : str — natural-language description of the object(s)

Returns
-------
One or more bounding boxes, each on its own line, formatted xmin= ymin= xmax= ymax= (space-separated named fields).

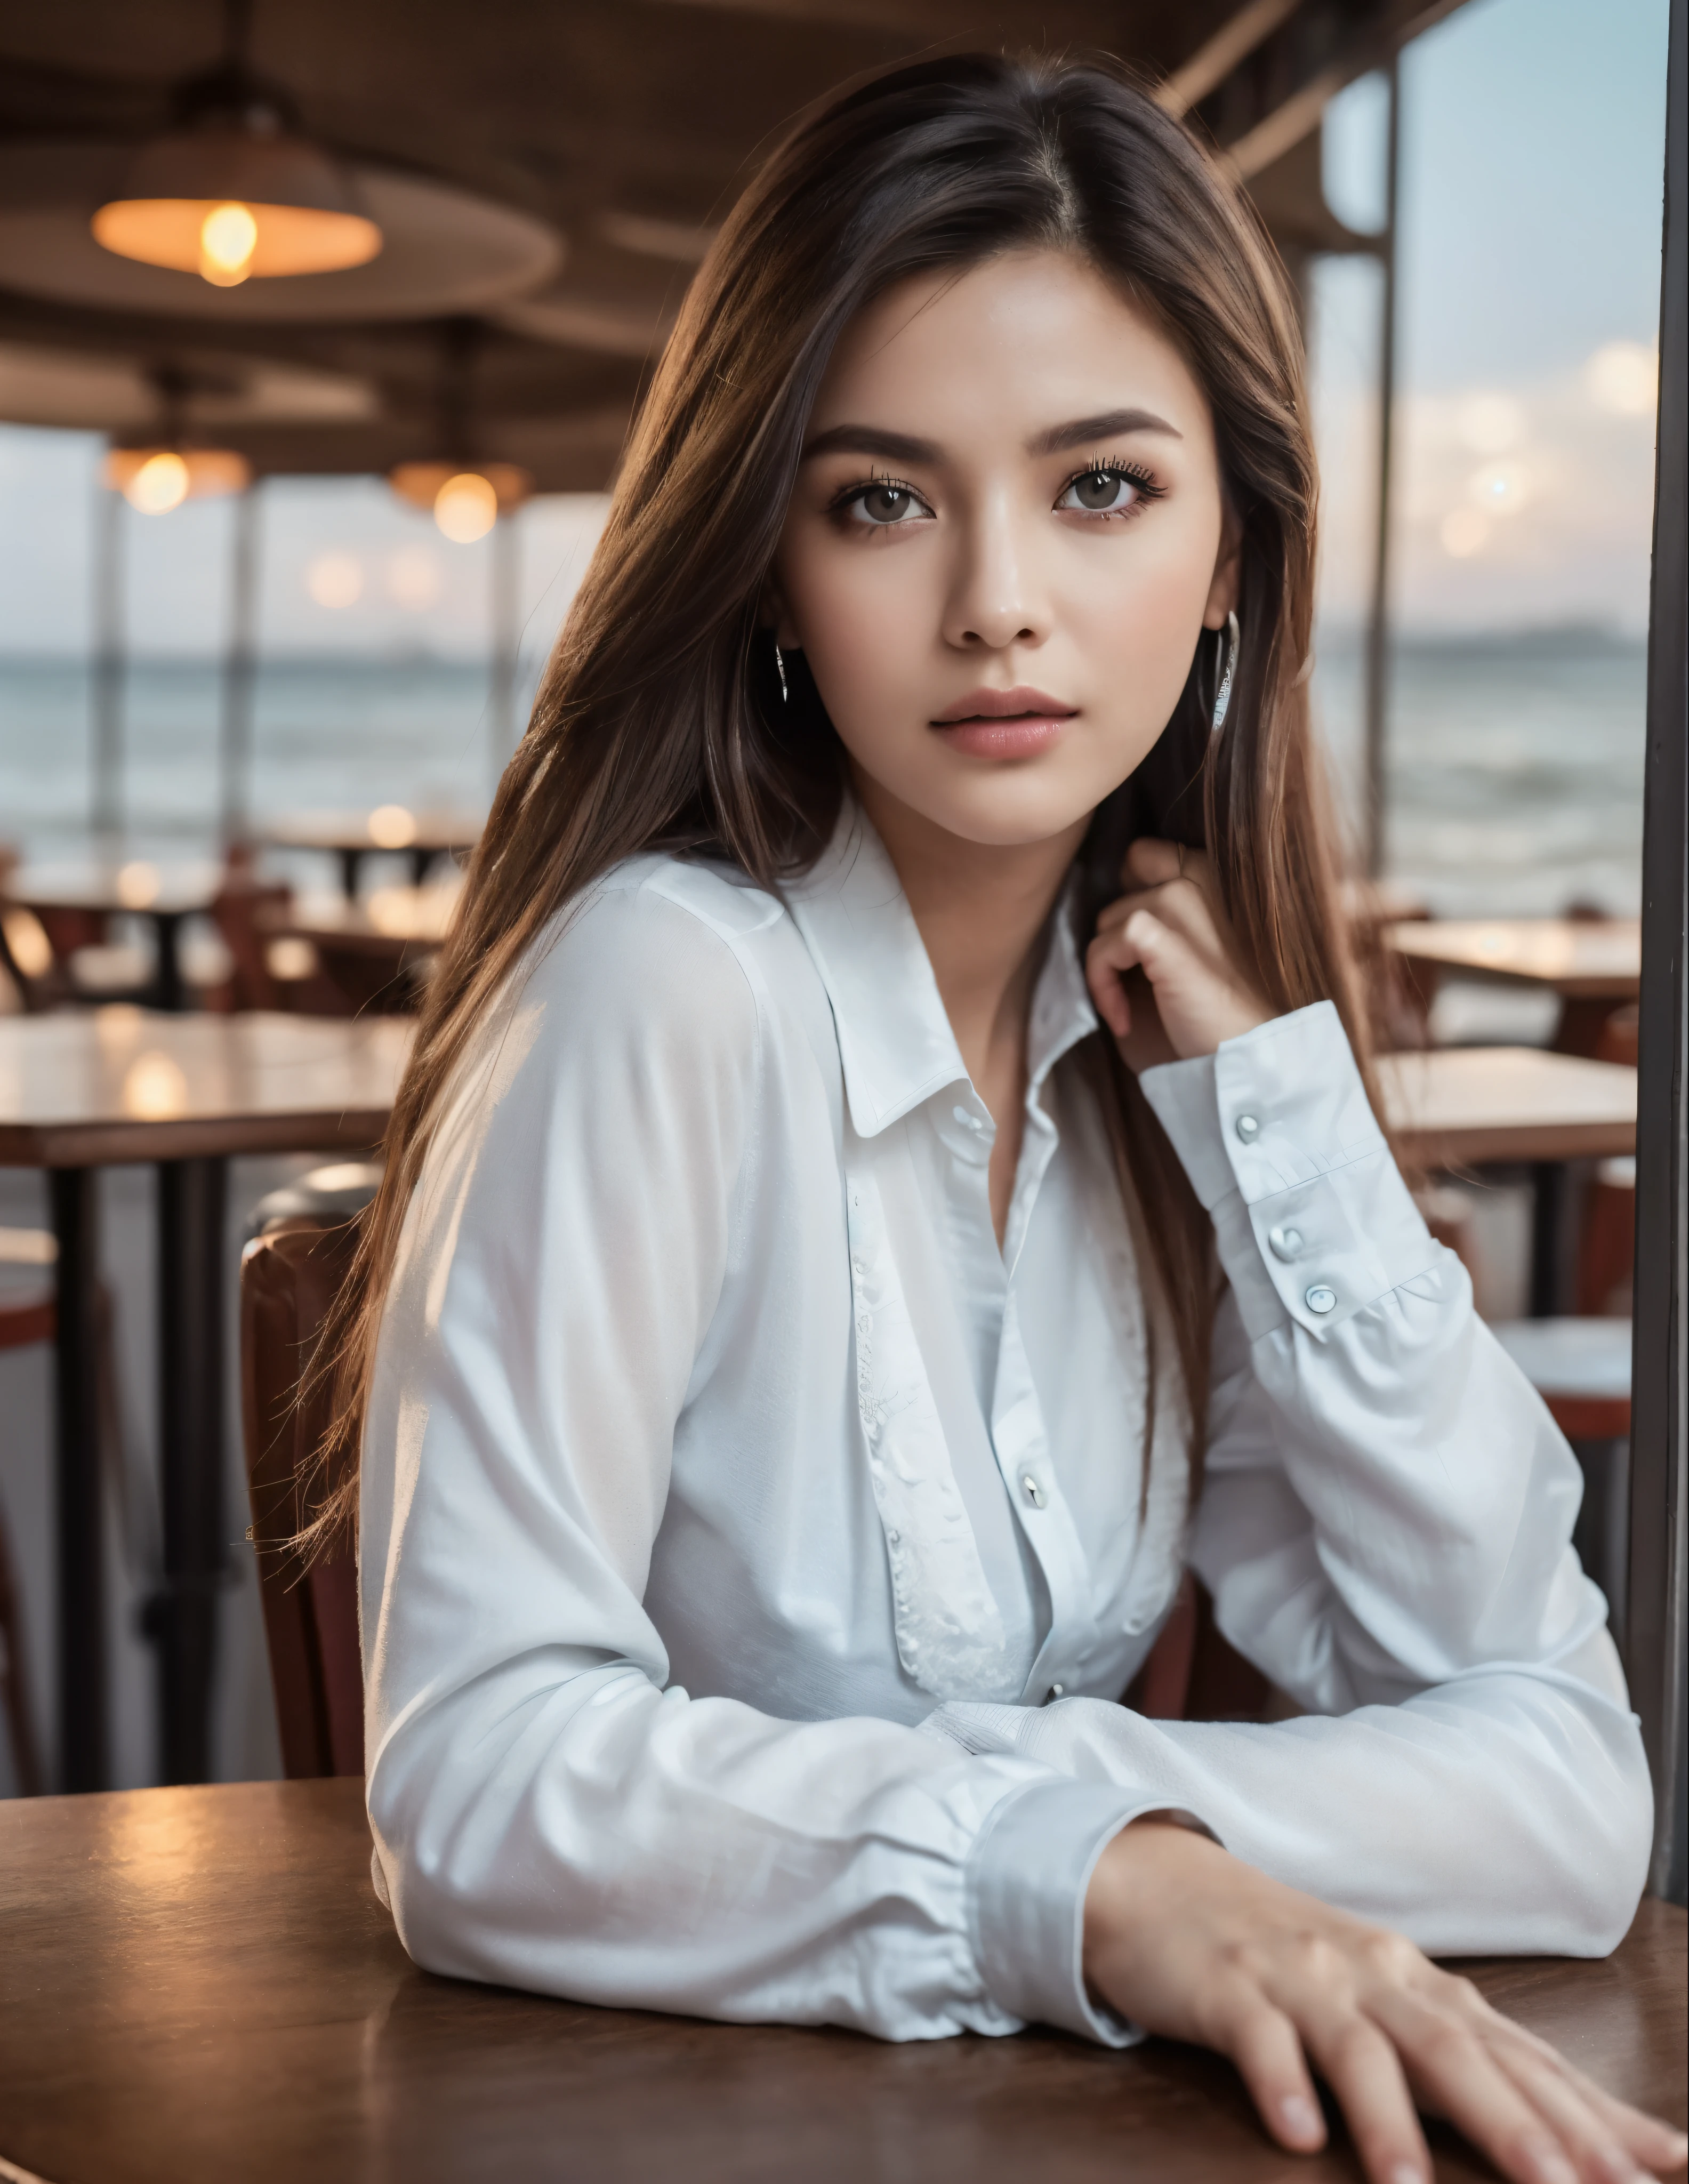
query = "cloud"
xmin=1316 ymin=344 xmax=1659 ymax=634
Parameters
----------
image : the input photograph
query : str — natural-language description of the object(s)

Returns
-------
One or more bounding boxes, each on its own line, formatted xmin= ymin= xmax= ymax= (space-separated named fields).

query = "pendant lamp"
xmin=389 ymin=322 xmax=532 ymax=542
xmin=101 ymin=366 xmax=252 ymax=512
xmin=91 ymin=0 xmax=380 ymax=288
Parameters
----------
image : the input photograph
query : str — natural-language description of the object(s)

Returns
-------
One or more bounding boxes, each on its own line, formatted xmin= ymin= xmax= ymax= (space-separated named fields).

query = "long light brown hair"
xmin=303 ymin=51 xmax=1372 ymax=1548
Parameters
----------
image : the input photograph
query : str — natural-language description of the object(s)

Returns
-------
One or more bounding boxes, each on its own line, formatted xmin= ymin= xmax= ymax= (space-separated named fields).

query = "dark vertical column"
xmin=219 ymin=480 xmax=262 ymax=849
xmin=91 ymin=467 xmax=126 ymax=852
xmin=1628 ymin=0 xmax=1687 ymax=1907
xmin=488 ymin=508 xmax=522 ymax=802
xmin=1362 ymin=56 xmax=1402 ymax=880
xmin=50 ymin=1168 xmax=107 ymax=1792
xmin=155 ymin=1155 xmax=229 ymax=1784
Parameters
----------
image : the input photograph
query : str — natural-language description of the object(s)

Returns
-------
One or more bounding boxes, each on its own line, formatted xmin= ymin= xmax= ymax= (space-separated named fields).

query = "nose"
xmin=940 ymin=487 xmax=1050 ymax=653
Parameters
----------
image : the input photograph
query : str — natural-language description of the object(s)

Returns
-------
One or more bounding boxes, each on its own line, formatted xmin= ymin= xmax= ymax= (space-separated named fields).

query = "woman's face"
xmin=771 ymin=247 xmax=1238 ymax=849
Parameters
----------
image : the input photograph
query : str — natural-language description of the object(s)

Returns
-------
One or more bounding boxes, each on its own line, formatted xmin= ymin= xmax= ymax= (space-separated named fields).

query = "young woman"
xmin=323 ymin=53 xmax=1682 ymax=2184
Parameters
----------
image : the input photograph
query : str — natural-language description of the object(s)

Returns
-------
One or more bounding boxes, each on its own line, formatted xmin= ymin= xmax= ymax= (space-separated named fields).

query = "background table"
xmin=276 ymin=885 xmax=461 ymax=1013
xmin=1378 ymin=1045 xmax=1638 ymax=1167
xmin=4 ymin=862 xmax=223 ymax=1013
xmin=0 ymin=1009 xmax=411 ymax=1792
xmin=263 ymin=811 xmax=481 ymax=896
xmin=1386 ymin=920 xmax=1642 ymax=1056
xmin=0 ymin=1779 xmax=1680 ymax=2184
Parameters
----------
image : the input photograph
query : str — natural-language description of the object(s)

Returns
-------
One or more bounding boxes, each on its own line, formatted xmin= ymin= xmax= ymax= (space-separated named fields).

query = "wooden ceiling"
xmin=0 ymin=0 xmax=1462 ymax=487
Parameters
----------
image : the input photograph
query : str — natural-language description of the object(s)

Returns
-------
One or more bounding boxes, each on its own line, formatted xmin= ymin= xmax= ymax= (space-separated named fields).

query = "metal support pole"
xmin=219 ymin=480 xmax=262 ymax=848
xmin=1362 ymin=57 xmax=1402 ymax=880
xmin=489 ymin=509 xmax=522 ymax=801
xmin=50 ymin=1168 xmax=107 ymax=1792
xmin=1627 ymin=0 xmax=1687 ymax=1907
xmin=91 ymin=471 xmax=126 ymax=852
xmin=152 ymin=1154 xmax=229 ymax=1785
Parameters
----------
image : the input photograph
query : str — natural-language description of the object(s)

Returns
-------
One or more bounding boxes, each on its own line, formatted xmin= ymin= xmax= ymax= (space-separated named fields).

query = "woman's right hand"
xmin=1083 ymin=1819 xmax=1688 ymax=2184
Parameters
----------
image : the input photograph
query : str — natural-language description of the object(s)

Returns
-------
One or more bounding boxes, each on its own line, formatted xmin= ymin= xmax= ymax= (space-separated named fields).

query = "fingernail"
xmin=1530 ymin=2150 xmax=1579 ymax=2184
xmin=1278 ymin=2094 xmax=1321 ymax=2141
xmin=1389 ymin=2163 xmax=1425 ymax=2184
xmin=1595 ymin=2151 xmax=1643 ymax=2183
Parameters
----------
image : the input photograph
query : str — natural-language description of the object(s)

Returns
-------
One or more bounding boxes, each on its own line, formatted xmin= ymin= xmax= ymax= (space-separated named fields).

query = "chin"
xmin=902 ymin=772 xmax=1107 ymax=849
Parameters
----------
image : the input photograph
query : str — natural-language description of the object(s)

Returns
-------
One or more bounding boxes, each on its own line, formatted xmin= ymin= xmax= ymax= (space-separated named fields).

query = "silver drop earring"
xmin=774 ymin=641 xmax=790 ymax=704
xmin=1211 ymin=610 xmax=1240 ymax=734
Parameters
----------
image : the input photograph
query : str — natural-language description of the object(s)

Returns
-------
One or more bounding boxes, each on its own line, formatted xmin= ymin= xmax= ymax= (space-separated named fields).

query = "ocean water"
xmin=0 ymin=629 xmax=1648 ymax=916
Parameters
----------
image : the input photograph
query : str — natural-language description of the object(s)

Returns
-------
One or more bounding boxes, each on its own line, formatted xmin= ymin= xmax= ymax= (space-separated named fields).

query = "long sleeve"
xmin=360 ymin=873 xmax=1149 ymax=2043
xmin=930 ymin=1003 xmax=1652 ymax=1956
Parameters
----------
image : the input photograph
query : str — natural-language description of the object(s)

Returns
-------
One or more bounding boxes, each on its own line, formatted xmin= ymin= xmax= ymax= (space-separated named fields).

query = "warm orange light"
xmin=199 ymin=200 xmax=259 ymax=285
xmin=388 ymin=461 xmax=532 ymax=535
xmin=367 ymin=804 xmax=419 ymax=849
xmin=434 ymin=473 xmax=499 ymax=543
xmin=92 ymin=197 xmax=381 ymax=283
xmin=104 ymin=446 xmax=252 ymax=512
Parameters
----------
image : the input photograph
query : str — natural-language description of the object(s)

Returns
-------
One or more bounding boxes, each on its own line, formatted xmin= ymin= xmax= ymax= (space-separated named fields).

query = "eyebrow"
xmin=801 ymin=406 xmax=1183 ymax=464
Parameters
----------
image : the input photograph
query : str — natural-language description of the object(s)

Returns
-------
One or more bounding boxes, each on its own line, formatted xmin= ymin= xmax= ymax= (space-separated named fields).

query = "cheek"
xmin=1069 ymin=526 xmax=1216 ymax=725
xmin=779 ymin=534 xmax=932 ymax=729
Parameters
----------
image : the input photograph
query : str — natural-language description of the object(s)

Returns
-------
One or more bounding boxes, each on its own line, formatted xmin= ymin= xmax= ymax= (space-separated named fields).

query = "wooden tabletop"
xmin=1387 ymin=919 xmax=1642 ymax=1000
xmin=4 ymin=860 xmax=224 ymax=920
xmin=281 ymin=882 xmax=464 ymax=956
xmin=1378 ymin=1045 xmax=1637 ymax=1166
xmin=0 ymin=1007 xmax=411 ymax=1167
xmin=0 ymin=1778 xmax=1679 ymax=2184
xmin=263 ymin=809 xmax=482 ymax=857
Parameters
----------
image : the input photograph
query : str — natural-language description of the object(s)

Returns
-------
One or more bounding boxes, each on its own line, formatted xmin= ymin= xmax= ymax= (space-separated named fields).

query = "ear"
xmin=1201 ymin=499 xmax=1243 ymax=631
xmin=758 ymin=574 xmax=803 ymax=651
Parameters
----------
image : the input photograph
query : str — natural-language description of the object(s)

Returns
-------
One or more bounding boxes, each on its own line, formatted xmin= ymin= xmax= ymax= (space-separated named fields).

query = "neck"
xmin=852 ymin=767 xmax=1087 ymax=1096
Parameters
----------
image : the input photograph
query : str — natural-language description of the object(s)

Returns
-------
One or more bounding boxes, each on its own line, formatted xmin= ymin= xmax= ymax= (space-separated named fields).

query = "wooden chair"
xmin=0 ymin=1230 xmax=54 ymax=1795
xmin=240 ymin=1209 xmax=366 ymax=1779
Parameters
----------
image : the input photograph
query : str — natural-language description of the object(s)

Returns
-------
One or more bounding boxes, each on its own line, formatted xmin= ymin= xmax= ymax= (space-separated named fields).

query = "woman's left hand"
xmin=1086 ymin=836 xmax=1271 ymax=1063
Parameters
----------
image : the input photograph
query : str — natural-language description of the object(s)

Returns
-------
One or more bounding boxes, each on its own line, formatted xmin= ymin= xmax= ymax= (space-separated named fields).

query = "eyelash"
xmin=825 ymin=457 xmax=1168 ymax=527
xmin=1059 ymin=456 xmax=1168 ymax=519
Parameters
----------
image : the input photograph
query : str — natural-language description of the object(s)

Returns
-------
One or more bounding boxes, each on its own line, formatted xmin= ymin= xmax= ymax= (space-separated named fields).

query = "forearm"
xmin=926 ymin=1649 xmax=1652 ymax=1956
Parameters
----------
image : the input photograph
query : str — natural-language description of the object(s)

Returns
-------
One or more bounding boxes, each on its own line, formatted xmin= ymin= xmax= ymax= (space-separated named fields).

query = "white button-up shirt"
xmin=361 ymin=808 xmax=1650 ymax=2045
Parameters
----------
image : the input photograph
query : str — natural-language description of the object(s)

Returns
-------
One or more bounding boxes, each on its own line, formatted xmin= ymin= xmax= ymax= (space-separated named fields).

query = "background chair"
xmin=239 ymin=1164 xmax=380 ymax=1779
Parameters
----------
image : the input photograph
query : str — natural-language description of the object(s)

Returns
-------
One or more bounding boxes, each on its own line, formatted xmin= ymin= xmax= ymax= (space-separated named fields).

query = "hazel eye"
xmin=1058 ymin=467 xmax=1142 ymax=515
xmin=847 ymin=483 xmax=923 ymax=525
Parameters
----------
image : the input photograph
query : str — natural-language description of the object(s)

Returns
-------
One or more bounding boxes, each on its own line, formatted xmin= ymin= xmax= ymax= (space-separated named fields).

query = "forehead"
xmin=810 ymin=247 xmax=1209 ymax=436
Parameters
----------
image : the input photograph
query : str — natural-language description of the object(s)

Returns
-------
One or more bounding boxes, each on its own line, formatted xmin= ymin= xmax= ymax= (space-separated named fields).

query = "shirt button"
xmin=1049 ymin=1682 xmax=1065 ymax=1699
xmin=1234 ymin=1113 xmax=1260 ymax=1143
xmin=1020 ymin=1474 xmax=1047 ymax=1509
xmin=1268 ymin=1224 xmax=1304 ymax=1262
xmin=1305 ymin=1284 xmax=1337 ymax=1315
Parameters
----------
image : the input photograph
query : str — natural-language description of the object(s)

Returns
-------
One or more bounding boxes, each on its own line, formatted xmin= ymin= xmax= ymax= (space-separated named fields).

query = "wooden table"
xmin=5 ymin=862 xmax=224 ymax=1013
xmin=277 ymin=885 xmax=462 ymax=1011
xmin=1378 ymin=1046 xmax=1638 ymax=1167
xmin=263 ymin=810 xmax=481 ymax=896
xmin=1387 ymin=920 xmax=1642 ymax=1056
xmin=0 ymin=1010 xmax=411 ymax=1793
xmin=1378 ymin=1045 xmax=1637 ymax=1316
xmin=0 ymin=1779 xmax=1680 ymax=2184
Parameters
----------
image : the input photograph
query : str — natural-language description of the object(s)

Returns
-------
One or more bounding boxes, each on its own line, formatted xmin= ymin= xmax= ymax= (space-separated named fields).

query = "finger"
xmin=1123 ymin=836 xmax=1183 ymax=888
xmin=1380 ymin=1997 xmax=1596 ymax=2184
xmin=1084 ymin=929 xmax=1134 ymax=1038
xmin=1487 ymin=2039 xmax=1656 ymax=2184
xmin=1288 ymin=2005 xmax=1429 ymax=2184
xmin=1487 ymin=2035 xmax=1689 ymax=2181
xmin=1206 ymin=1990 xmax=1327 ymax=2154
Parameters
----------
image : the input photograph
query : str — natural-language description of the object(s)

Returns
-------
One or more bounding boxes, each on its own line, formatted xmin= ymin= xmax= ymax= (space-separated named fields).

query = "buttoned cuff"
xmin=1138 ymin=1001 xmax=1439 ymax=1342
xmin=967 ymin=1780 xmax=1144 ymax=2047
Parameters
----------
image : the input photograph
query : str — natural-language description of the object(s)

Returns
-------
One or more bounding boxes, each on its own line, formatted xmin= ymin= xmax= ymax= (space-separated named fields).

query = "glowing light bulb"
xmin=434 ymin=472 xmax=499 ymax=543
xmin=199 ymin=201 xmax=258 ymax=286
xmin=125 ymin=451 xmax=190 ymax=515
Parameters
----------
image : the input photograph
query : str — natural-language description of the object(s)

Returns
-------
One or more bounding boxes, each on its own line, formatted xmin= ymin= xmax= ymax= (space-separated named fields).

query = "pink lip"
xmin=929 ymin=686 xmax=1076 ymax=760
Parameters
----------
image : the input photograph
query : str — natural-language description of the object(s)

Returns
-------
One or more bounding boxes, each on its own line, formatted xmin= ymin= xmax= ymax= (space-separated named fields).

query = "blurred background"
xmin=0 ymin=0 xmax=1672 ymax=1802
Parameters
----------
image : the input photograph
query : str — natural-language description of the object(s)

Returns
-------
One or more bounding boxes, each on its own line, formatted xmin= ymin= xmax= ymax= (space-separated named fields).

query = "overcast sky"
xmin=0 ymin=0 xmax=1670 ymax=660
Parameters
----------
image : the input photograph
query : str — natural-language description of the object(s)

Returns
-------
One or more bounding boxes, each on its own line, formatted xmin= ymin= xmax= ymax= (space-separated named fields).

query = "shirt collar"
xmin=785 ymin=802 xmax=1099 ymax=1141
